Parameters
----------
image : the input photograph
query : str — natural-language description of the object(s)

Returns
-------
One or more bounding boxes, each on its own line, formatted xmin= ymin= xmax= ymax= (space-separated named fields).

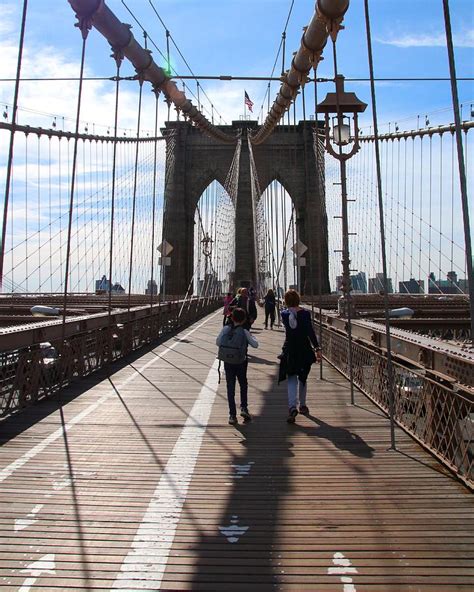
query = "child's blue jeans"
xmin=224 ymin=361 xmax=248 ymax=416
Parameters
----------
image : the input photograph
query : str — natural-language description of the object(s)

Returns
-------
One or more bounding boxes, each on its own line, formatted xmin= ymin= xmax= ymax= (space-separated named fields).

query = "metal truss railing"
xmin=0 ymin=297 xmax=220 ymax=418
xmin=318 ymin=322 xmax=473 ymax=489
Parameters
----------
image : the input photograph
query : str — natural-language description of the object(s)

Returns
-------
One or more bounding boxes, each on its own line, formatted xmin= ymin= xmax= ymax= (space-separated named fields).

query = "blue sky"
xmin=0 ymin=0 xmax=472 ymax=293
xmin=0 ymin=0 xmax=473 ymax=133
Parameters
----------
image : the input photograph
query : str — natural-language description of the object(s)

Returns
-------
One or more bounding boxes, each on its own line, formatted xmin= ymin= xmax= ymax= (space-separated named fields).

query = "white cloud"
xmin=0 ymin=4 xmax=15 ymax=36
xmin=376 ymin=29 xmax=474 ymax=48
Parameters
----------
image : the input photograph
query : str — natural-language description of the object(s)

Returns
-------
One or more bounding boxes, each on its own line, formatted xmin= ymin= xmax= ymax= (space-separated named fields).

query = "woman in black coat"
xmin=279 ymin=289 xmax=321 ymax=423
xmin=263 ymin=288 xmax=276 ymax=329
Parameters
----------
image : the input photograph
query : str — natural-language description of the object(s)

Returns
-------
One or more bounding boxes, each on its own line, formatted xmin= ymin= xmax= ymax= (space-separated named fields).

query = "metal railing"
xmin=0 ymin=297 xmax=220 ymax=418
xmin=318 ymin=319 xmax=473 ymax=489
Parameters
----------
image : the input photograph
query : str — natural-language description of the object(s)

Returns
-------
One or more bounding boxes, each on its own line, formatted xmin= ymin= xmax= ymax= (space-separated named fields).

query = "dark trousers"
xmin=265 ymin=307 xmax=275 ymax=328
xmin=224 ymin=361 xmax=248 ymax=416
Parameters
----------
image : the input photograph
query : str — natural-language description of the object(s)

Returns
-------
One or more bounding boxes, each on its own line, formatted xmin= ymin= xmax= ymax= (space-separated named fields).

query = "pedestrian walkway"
xmin=0 ymin=310 xmax=473 ymax=591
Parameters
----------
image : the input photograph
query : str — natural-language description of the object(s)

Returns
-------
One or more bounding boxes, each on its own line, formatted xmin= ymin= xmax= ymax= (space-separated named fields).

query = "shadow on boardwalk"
xmin=189 ymin=370 xmax=375 ymax=590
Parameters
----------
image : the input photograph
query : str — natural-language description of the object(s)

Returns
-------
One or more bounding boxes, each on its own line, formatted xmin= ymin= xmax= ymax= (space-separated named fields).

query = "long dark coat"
xmin=278 ymin=308 xmax=319 ymax=384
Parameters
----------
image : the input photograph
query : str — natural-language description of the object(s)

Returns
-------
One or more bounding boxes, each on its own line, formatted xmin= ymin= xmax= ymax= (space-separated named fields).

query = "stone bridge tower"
xmin=162 ymin=120 xmax=329 ymax=296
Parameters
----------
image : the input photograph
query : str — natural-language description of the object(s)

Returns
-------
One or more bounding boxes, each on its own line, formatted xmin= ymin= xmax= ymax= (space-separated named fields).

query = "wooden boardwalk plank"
xmin=0 ymin=310 xmax=473 ymax=591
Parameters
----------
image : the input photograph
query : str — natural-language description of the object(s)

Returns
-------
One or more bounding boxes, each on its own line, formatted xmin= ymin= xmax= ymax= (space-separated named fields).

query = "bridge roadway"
xmin=0 ymin=311 xmax=473 ymax=591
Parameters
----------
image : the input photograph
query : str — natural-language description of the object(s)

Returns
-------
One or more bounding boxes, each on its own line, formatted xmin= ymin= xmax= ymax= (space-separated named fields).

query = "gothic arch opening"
xmin=194 ymin=180 xmax=235 ymax=296
xmin=257 ymin=179 xmax=297 ymax=297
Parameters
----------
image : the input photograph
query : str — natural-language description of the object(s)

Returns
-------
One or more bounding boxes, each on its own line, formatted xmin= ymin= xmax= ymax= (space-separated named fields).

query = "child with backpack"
xmin=216 ymin=307 xmax=258 ymax=425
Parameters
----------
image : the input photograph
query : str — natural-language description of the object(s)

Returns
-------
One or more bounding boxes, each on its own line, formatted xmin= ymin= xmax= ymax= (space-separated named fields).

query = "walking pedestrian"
xmin=222 ymin=292 xmax=233 ymax=325
xmin=263 ymin=288 xmax=276 ymax=329
xmin=278 ymin=289 xmax=321 ymax=423
xmin=216 ymin=307 xmax=259 ymax=425
xmin=229 ymin=287 xmax=256 ymax=330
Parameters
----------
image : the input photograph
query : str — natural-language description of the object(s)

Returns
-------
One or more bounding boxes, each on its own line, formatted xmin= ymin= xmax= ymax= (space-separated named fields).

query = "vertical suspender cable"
xmin=149 ymin=89 xmax=160 ymax=312
xmin=48 ymin=138 xmax=53 ymax=291
xmin=25 ymin=136 xmax=29 ymax=292
xmin=410 ymin=137 xmax=415 ymax=277
xmin=37 ymin=136 xmax=41 ymax=291
xmin=127 ymin=77 xmax=144 ymax=310
xmin=390 ymin=139 xmax=395 ymax=286
xmin=395 ymin=138 xmax=401 ymax=289
xmin=61 ymin=32 xmax=88 ymax=346
xmin=442 ymin=0 xmax=474 ymax=340
xmin=402 ymin=138 xmax=407 ymax=281
xmin=107 ymin=62 xmax=122 ymax=358
xmin=0 ymin=0 xmax=28 ymax=291
xmin=450 ymin=132 xmax=455 ymax=275
xmin=301 ymin=83 xmax=309 ymax=295
xmin=314 ymin=71 xmax=324 ymax=379
xmin=213 ymin=183 xmax=218 ymax=288
xmin=438 ymin=133 xmax=443 ymax=284
xmin=281 ymin=31 xmax=286 ymax=77
xmin=166 ymin=29 xmax=171 ymax=121
xmin=428 ymin=134 xmax=433 ymax=291
xmin=292 ymin=100 xmax=298 ymax=288
xmin=364 ymin=0 xmax=396 ymax=449
xmin=420 ymin=137 xmax=425 ymax=286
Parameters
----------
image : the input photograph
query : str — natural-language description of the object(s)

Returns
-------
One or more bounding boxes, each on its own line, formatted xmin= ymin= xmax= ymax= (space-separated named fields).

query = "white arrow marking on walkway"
xmin=219 ymin=515 xmax=249 ymax=543
xmin=0 ymin=311 xmax=220 ymax=484
xmin=14 ymin=504 xmax=44 ymax=532
xmin=231 ymin=461 xmax=254 ymax=479
xmin=328 ymin=552 xmax=358 ymax=592
xmin=19 ymin=554 xmax=56 ymax=591
xmin=111 ymin=359 xmax=220 ymax=590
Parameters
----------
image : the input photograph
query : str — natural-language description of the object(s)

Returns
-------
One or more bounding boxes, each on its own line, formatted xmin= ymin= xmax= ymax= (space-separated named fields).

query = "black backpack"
xmin=217 ymin=326 xmax=247 ymax=365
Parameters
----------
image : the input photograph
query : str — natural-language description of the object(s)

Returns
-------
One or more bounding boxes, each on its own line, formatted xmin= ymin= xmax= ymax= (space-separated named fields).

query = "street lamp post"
xmin=201 ymin=232 xmax=214 ymax=298
xmin=317 ymin=75 xmax=367 ymax=404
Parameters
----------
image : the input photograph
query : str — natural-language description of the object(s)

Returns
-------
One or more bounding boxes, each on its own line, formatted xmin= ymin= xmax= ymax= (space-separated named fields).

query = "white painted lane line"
xmin=0 ymin=311 xmax=220 ymax=484
xmin=328 ymin=552 xmax=358 ymax=592
xmin=111 ymin=358 xmax=220 ymax=590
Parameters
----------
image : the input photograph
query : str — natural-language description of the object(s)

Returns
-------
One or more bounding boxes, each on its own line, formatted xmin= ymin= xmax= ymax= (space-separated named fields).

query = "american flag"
xmin=244 ymin=91 xmax=254 ymax=113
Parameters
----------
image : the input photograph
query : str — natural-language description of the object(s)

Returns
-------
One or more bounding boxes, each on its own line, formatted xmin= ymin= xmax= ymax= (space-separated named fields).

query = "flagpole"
xmin=244 ymin=90 xmax=246 ymax=120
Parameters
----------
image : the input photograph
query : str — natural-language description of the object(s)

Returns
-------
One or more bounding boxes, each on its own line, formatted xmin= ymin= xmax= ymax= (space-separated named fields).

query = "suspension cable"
xmin=61 ymin=27 xmax=89 ymax=348
xmin=443 ymin=0 xmax=474 ymax=341
xmin=313 ymin=70 xmax=324 ymax=379
xmin=363 ymin=0 xmax=396 ymax=449
xmin=149 ymin=89 xmax=160 ymax=310
xmin=127 ymin=75 xmax=145 ymax=310
xmin=0 ymin=0 xmax=29 ymax=291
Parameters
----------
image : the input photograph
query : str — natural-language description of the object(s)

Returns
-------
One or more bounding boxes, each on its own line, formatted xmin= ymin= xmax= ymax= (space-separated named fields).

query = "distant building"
xmin=335 ymin=272 xmax=367 ymax=294
xmin=368 ymin=273 xmax=393 ymax=294
xmin=95 ymin=275 xmax=111 ymax=293
xmin=111 ymin=283 xmax=125 ymax=294
xmin=352 ymin=272 xmax=367 ymax=294
xmin=95 ymin=275 xmax=125 ymax=294
xmin=399 ymin=278 xmax=424 ymax=294
xmin=145 ymin=279 xmax=158 ymax=295
xmin=447 ymin=271 xmax=458 ymax=284
xmin=428 ymin=272 xmax=463 ymax=295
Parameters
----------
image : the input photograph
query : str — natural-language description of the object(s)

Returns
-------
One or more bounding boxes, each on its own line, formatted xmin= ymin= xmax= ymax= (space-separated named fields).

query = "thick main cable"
xmin=68 ymin=0 xmax=236 ymax=144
